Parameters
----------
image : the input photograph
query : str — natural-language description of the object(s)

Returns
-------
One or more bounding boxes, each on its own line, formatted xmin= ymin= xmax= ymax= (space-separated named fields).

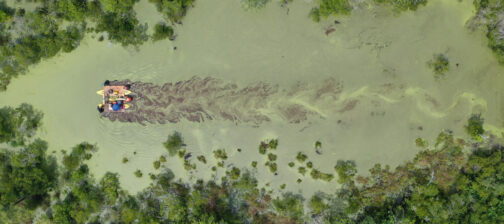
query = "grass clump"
xmin=296 ymin=152 xmax=308 ymax=163
xmin=427 ymin=53 xmax=449 ymax=79
xmin=184 ymin=160 xmax=196 ymax=171
xmin=213 ymin=149 xmax=228 ymax=160
xmin=134 ymin=170 xmax=143 ymax=178
xmin=268 ymin=153 xmax=277 ymax=161
xmin=177 ymin=149 xmax=187 ymax=159
xmin=153 ymin=160 xmax=161 ymax=170
xmin=259 ymin=144 xmax=267 ymax=154
xmin=465 ymin=114 xmax=484 ymax=141
xmin=374 ymin=0 xmax=427 ymax=11
xmin=310 ymin=194 xmax=328 ymax=215
xmin=334 ymin=160 xmax=357 ymax=184
xmin=259 ymin=139 xmax=278 ymax=154
xmin=415 ymin=138 xmax=428 ymax=148
xmin=163 ymin=131 xmax=185 ymax=156
xmin=227 ymin=167 xmax=241 ymax=180
xmin=268 ymin=139 xmax=278 ymax=149
xmin=241 ymin=0 xmax=270 ymax=10
xmin=197 ymin=155 xmax=207 ymax=164
xmin=269 ymin=163 xmax=278 ymax=173
xmin=298 ymin=167 xmax=307 ymax=175
xmin=310 ymin=169 xmax=334 ymax=182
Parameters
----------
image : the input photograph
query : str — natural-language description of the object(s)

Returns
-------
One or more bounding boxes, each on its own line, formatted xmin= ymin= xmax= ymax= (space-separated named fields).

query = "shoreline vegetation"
xmin=0 ymin=0 xmax=194 ymax=91
xmin=0 ymin=0 xmax=503 ymax=91
xmin=1 ymin=104 xmax=503 ymax=223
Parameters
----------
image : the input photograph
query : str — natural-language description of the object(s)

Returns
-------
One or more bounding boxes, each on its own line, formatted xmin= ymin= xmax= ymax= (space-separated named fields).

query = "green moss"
xmin=288 ymin=162 xmax=295 ymax=167
xmin=427 ymin=54 xmax=450 ymax=79
xmin=296 ymin=152 xmax=308 ymax=163
xmin=134 ymin=170 xmax=143 ymax=178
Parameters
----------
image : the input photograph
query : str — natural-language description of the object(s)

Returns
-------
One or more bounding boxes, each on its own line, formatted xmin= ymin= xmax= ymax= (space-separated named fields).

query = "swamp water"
xmin=1 ymin=0 xmax=503 ymax=196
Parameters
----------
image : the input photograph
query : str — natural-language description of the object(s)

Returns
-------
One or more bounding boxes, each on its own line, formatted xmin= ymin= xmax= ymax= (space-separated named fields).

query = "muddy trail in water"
xmin=102 ymin=76 xmax=482 ymax=127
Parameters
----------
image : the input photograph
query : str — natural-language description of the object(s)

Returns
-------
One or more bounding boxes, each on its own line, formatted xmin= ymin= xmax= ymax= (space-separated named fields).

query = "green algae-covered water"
xmin=1 ymin=0 xmax=503 ymax=196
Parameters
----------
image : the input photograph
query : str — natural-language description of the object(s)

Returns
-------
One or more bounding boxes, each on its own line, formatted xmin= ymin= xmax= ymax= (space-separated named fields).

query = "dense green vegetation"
xmin=0 ymin=0 xmax=151 ymax=90
xmin=2 ymin=106 xmax=504 ymax=223
xmin=473 ymin=0 xmax=504 ymax=64
xmin=427 ymin=53 xmax=450 ymax=79
xmin=465 ymin=113 xmax=485 ymax=141
xmin=310 ymin=0 xmax=352 ymax=22
xmin=0 ymin=103 xmax=42 ymax=146
xmin=163 ymin=131 xmax=185 ymax=156
xmin=374 ymin=0 xmax=428 ymax=11
xmin=0 ymin=0 xmax=196 ymax=91
xmin=241 ymin=0 xmax=270 ymax=10
xmin=152 ymin=22 xmax=174 ymax=41
xmin=148 ymin=0 xmax=195 ymax=23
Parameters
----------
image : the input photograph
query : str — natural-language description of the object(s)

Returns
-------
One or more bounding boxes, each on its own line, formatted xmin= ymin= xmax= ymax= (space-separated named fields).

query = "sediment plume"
xmin=101 ymin=77 xmax=485 ymax=125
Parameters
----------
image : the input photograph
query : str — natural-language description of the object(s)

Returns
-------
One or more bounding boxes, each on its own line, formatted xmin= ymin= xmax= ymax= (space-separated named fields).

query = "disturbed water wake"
xmin=102 ymin=77 xmax=487 ymax=126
